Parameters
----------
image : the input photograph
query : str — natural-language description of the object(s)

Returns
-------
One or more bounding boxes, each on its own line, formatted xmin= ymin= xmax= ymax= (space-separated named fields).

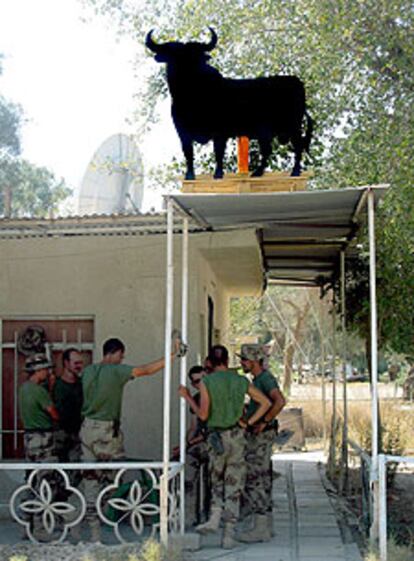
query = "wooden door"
xmin=1 ymin=317 xmax=94 ymax=459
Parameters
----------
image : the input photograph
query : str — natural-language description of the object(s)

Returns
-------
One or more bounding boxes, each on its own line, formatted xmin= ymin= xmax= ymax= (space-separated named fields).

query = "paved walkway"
xmin=193 ymin=451 xmax=364 ymax=561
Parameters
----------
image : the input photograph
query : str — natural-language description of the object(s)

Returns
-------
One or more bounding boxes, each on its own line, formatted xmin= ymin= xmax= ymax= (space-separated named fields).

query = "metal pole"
xmin=379 ymin=454 xmax=387 ymax=561
xmin=179 ymin=217 xmax=189 ymax=535
xmin=340 ymin=251 xmax=348 ymax=494
xmin=321 ymin=337 xmax=327 ymax=451
xmin=161 ymin=198 xmax=174 ymax=547
xmin=13 ymin=331 xmax=18 ymax=450
xmin=329 ymin=291 xmax=337 ymax=479
xmin=368 ymin=188 xmax=380 ymax=543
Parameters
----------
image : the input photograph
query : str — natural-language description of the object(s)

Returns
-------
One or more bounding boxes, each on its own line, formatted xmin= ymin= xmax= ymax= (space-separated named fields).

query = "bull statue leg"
xmin=213 ymin=137 xmax=227 ymax=179
xmin=251 ymin=136 xmax=272 ymax=177
xmin=290 ymin=131 xmax=303 ymax=177
xmin=180 ymin=134 xmax=196 ymax=180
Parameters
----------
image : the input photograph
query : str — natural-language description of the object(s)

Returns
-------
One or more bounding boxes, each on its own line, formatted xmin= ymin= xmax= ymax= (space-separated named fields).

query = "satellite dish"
xmin=78 ymin=133 xmax=144 ymax=215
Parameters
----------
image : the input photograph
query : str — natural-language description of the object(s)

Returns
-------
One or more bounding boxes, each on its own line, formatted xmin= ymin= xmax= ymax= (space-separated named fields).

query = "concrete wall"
xmin=0 ymin=228 xmax=262 ymax=459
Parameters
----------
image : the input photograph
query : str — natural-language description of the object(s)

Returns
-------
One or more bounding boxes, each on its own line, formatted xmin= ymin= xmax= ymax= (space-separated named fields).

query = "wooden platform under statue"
xmin=182 ymin=171 xmax=311 ymax=194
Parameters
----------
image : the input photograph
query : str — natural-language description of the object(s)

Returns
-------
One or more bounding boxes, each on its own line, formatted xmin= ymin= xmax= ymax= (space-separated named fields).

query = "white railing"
xmin=378 ymin=454 xmax=414 ymax=561
xmin=0 ymin=460 xmax=183 ymax=544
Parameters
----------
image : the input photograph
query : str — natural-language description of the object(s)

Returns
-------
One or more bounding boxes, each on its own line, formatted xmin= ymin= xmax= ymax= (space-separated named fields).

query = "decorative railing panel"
xmin=0 ymin=461 xmax=182 ymax=544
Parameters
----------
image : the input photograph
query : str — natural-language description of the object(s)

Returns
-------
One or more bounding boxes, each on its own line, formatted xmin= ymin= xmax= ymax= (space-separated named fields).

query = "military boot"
xmin=89 ymin=519 xmax=101 ymax=542
xmin=32 ymin=519 xmax=52 ymax=543
xmin=70 ymin=524 xmax=82 ymax=542
xmin=222 ymin=522 xmax=241 ymax=549
xmin=195 ymin=506 xmax=222 ymax=534
xmin=238 ymin=514 xmax=271 ymax=543
xmin=268 ymin=512 xmax=275 ymax=537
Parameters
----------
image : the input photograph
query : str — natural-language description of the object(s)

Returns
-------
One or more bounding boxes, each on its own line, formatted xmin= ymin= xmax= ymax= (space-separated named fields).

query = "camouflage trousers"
xmin=54 ymin=430 xmax=82 ymax=463
xmin=207 ymin=426 xmax=246 ymax=524
xmin=80 ymin=418 xmax=125 ymax=522
xmin=185 ymin=440 xmax=209 ymax=525
xmin=244 ymin=430 xmax=274 ymax=515
xmin=23 ymin=431 xmax=60 ymax=524
xmin=54 ymin=430 xmax=82 ymax=492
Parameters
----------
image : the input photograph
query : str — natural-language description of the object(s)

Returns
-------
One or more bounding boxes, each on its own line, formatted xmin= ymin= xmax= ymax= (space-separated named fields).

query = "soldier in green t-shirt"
xmin=18 ymin=353 xmax=60 ymax=541
xmin=181 ymin=345 xmax=271 ymax=549
xmin=79 ymin=336 xmax=180 ymax=542
xmin=237 ymin=344 xmax=286 ymax=543
xmin=19 ymin=353 xmax=59 ymax=455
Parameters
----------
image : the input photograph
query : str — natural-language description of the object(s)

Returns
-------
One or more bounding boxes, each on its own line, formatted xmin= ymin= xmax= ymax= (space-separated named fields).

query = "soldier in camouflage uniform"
xmin=177 ymin=365 xmax=209 ymax=526
xmin=182 ymin=345 xmax=271 ymax=549
xmin=18 ymin=353 xmax=60 ymax=540
xmin=80 ymin=337 xmax=180 ymax=542
xmin=237 ymin=344 xmax=286 ymax=543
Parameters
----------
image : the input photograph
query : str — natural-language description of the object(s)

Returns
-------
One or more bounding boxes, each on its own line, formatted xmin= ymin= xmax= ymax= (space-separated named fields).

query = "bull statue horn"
xmin=203 ymin=27 xmax=218 ymax=51
xmin=145 ymin=30 xmax=162 ymax=53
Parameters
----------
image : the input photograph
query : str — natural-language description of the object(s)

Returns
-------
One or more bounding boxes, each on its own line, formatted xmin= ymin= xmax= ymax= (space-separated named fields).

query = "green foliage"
xmin=0 ymin=96 xmax=22 ymax=157
xmin=0 ymin=156 xmax=72 ymax=218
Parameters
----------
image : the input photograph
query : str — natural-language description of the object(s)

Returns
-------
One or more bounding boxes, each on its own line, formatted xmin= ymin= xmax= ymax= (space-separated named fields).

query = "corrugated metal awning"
xmin=170 ymin=185 xmax=388 ymax=287
xmin=0 ymin=212 xmax=201 ymax=238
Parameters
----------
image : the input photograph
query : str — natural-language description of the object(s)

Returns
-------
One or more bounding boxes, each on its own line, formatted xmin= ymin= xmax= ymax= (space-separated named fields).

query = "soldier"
xmin=178 ymin=365 xmax=209 ymax=526
xmin=237 ymin=344 xmax=286 ymax=543
xmin=18 ymin=353 xmax=60 ymax=540
xmin=80 ymin=337 xmax=180 ymax=542
xmin=181 ymin=345 xmax=271 ymax=549
xmin=54 ymin=348 xmax=84 ymax=463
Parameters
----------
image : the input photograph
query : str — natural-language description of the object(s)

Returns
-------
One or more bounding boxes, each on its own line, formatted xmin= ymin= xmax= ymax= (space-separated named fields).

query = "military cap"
xmin=237 ymin=344 xmax=267 ymax=362
xmin=24 ymin=353 xmax=53 ymax=373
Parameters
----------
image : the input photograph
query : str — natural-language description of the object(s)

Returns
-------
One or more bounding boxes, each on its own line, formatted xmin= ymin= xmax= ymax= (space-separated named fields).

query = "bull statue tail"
xmin=303 ymin=110 xmax=314 ymax=154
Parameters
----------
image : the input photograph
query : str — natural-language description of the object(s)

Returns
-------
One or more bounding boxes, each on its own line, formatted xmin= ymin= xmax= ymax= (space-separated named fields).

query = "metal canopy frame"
xmin=161 ymin=185 xmax=388 ymax=547
xmin=171 ymin=186 xmax=387 ymax=287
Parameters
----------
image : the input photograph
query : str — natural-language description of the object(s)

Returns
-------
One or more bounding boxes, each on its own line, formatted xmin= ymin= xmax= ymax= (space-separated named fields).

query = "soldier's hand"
xmin=178 ymin=384 xmax=190 ymax=399
xmin=253 ymin=421 xmax=267 ymax=434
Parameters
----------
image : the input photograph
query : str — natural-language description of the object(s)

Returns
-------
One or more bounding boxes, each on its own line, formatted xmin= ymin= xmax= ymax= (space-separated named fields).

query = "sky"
xmin=0 ymin=0 xmax=179 ymax=211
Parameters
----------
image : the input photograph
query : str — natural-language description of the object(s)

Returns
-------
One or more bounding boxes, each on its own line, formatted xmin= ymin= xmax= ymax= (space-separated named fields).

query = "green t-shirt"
xmin=81 ymin=363 xmax=133 ymax=422
xmin=246 ymin=369 xmax=280 ymax=418
xmin=53 ymin=377 xmax=83 ymax=434
xmin=203 ymin=369 xmax=249 ymax=429
xmin=19 ymin=381 xmax=53 ymax=430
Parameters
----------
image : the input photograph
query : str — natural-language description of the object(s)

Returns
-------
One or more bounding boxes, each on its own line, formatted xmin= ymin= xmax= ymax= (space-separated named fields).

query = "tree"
xmin=0 ymin=156 xmax=71 ymax=218
xmin=83 ymin=0 xmax=414 ymax=355
xmin=0 ymin=55 xmax=71 ymax=217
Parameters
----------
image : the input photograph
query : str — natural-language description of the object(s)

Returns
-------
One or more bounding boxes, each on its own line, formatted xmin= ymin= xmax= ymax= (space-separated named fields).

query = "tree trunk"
xmin=282 ymin=300 xmax=310 ymax=395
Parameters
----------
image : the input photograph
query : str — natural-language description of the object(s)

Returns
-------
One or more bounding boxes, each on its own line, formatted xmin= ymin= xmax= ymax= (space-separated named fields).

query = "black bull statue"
xmin=146 ymin=28 xmax=313 ymax=179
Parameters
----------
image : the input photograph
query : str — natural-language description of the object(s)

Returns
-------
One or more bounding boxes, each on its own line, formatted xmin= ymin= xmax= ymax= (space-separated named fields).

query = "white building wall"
xmin=0 ymin=228 xmax=262 ymax=459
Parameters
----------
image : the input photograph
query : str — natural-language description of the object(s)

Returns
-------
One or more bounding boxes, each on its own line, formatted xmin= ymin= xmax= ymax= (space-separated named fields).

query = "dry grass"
xmin=365 ymin=538 xmax=414 ymax=561
xmin=289 ymin=399 xmax=414 ymax=455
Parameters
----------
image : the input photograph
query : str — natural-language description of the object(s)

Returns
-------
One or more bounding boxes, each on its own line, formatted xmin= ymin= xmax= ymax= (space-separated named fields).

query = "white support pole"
xmin=179 ymin=217 xmax=189 ymax=535
xmin=161 ymin=198 xmax=174 ymax=547
xmin=330 ymin=291 xmax=337 ymax=475
xmin=379 ymin=454 xmax=388 ymax=561
xmin=368 ymin=188 xmax=380 ymax=543
xmin=340 ymin=251 xmax=348 ymax=494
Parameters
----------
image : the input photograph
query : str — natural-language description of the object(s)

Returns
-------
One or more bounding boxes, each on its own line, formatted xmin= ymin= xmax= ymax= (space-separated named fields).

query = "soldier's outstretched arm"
xmin=132 ymin=339 xmax=180 ymax=378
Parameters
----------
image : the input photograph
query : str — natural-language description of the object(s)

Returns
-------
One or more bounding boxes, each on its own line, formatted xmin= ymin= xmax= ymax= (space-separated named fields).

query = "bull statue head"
xmin=145 ymin=28 xmax=217 ymax=63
